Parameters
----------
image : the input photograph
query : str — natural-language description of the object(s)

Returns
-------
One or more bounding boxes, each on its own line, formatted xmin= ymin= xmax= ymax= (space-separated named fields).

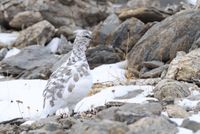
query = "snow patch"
xmin=0 ymin=32 xmax=19 ymax=47
xmin=75 ymin=85 xmax=155 ymax=112
xmin=161 ymin=111 xmax=169 ymax=117
xmin=177 ymin=98 xmax=199 ymax=109
xmin=170 ymin=118 xmax=184 ymax=126
xmin=0 ymin=80 xmax=47 ymax=122
xmin=177 ymin=127 xmax=193 ymax=134
xmin=189 ymin=113 xmax=200 ymax=123
xmin=46 ymin=37 xmax=60 ymax=53
xmin=91 ymin=60 xmax=127 ymax=83
xmin=4 ymin=48 xmax=21 ymax=59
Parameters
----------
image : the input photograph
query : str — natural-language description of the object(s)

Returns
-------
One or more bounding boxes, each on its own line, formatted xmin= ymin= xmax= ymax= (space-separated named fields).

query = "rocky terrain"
xmin=0 ymin=0 xmax=200 ymax=134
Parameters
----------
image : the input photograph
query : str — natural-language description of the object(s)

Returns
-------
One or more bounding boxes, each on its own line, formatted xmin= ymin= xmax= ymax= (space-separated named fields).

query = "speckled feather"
xmin=41 ymin=30 xmax=93 ymax=118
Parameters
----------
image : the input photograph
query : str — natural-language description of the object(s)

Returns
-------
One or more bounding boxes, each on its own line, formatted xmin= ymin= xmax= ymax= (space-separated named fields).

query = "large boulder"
xmin=91 ymin=13 xmax=121 ymax=47
xmin=110 ymin=17 xmax=145 ymax=55
xmin=0 ymin=45 xmax=61 ymax=79
xmin=86 ymin=46 xmax=122 ymax=69
xmin=181 ymin=119 xmax=200 ymax=132
xmin=70 ymin=119 xmax=129 ymax=134
xmin=14 ymin=20 xmax=55 ymax=47
xmin=9 ymin=11 xmax=43 ymax=29
xmin=118 ymin=7 xmax=170 ymax=23
xmin=166 ymin=48 xmax=200 ymax=84
xmin=166 ymin=105 xmax=189 ymax=118
xmin=96 ymin=102 xmax=162 ymax=124
xmin=127 ymin=10 xmax=200 ymax=76
xmin=128 ymin=116 xmax=178 ymax=134
xmin=153 ymin=79 xmax=191 ymax=101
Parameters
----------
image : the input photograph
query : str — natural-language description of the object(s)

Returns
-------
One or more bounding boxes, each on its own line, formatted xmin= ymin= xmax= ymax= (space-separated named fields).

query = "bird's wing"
xmin=42 ymin=66 xmax=73 ymax=107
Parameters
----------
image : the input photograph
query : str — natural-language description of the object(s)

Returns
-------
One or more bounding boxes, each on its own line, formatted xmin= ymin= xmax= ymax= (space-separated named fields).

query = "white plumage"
xmin=41 ymin=30 xmax=93 ymax=118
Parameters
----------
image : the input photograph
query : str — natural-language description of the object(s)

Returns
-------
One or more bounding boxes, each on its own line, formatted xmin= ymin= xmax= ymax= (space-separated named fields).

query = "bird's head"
xmin=74 ymin=29 xmax=92 ymax=39
xmin=73 ymin=29 xmax=92 ymax=51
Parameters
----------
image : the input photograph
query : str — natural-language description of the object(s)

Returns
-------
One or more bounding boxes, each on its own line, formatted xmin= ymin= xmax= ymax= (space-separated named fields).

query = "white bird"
xmin=41 ymin=30 xmax=93 ymax=118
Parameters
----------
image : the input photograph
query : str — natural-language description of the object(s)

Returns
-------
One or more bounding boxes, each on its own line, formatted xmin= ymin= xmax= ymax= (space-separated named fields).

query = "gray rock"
xmin=9 ymin=11 xmax=43 ymax=29
xmin=0 ymin=45 xmax=60 ymax=79
xmin=77 ymin=2 xmax=109 ymax=27
xmin=140 ymin=64 xmax=169 ymax=78
xmin=143 ymin=60 xmax=164 ymax=69
xmin=46 ymin=35 xmax=73 ymax=55
xmin=125 ymin=78 xmax=161 ymax=86
xmin=91 ymin=13 xmax=121 ymax=47
xmin=115 ymin=90 xmax=143 ymax=99
xmin=109 ymin=0 xmax=128 ymax=4
xmin=153 ymin=79 xmax=191 ymax=101
xmin=166 ymin=48 xmax=200 ymax=85
xmin=128 ymin=10 xmax=200 ymax=77
xmin=96 ymin=107 xmax=120 ymax=121
xmin=59 ymin=117 xmax=79 ymax=129
xmin=166 ymin=105 xmax=189 ymax=118
xmin=118 ymin=7 xmax=169 ymax=23
xmin=69 ymin=119 xmax=129 ymax=134
xmin=127 ymin=0 xmax=160 ymax=8
xmin=194 ymin=102 xmax=200 ymax=112
xmin=119 ymin=102 xmax=162 ymax=116
xmin=164 ymin=51 xmax=186 ymax=78
xmin=57 ymin=35 xmax=73 ymax=54
xmin=44 ymin=122 xmax=62 ymax=131
xmin=114 ymin=111 xmax=146 ymax=125
xmin=28 ymin=122 xmax=64 ymax=134
xmin=110 ymin=17 xmax=145 ymax=55
xmin=14 ymin=20 xmax=55 ymax=47
xmin=96 ymin=102 xmax=162 ymax=124
xmin=181 ymin=119 xmax=200 ymax=132
xmin=58 ymin=0 xmax=75 ymax=5
xmin=86 ymin=46 xmax=122 ymax=69
xmin=0 ymin=48 xmax=8 ymax=61
xmin=55 ymin=26 xmax=75 ymax=39
xmin=0 ymin=124 xmax=21 ymax=134
xmin=128 ymin=116 xmax=178 ymax=134
xmin=39 ymin=1 xmax=76 ymax=28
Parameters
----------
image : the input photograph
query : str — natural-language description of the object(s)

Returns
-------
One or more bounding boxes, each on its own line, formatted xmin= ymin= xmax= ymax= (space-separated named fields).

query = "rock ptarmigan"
xmin=41 ymin=30 xmax=93 ymax=118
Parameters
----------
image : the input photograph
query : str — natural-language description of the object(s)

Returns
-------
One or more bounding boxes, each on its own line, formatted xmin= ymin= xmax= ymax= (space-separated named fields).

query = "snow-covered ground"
xmin=75 ymin=85 xmax=155 ymax=112
xmin=1 ymin=60 xmax=200 ymax=134
xmin=0 ymin=80 xmax=46 ymax=121
xmin=91 ymin=60 xmax=127 ymax=83
xmin=0 ymin=61 xmax=129 ymax=122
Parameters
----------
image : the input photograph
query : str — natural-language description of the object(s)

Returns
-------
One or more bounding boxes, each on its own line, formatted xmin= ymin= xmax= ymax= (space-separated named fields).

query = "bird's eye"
xmin=84 ymin=35 xmax=92 ymax=39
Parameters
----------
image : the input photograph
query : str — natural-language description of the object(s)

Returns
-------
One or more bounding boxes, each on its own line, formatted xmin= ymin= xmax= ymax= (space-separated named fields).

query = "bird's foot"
xmin=56 ymin=108 xmax=70 ymax=118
